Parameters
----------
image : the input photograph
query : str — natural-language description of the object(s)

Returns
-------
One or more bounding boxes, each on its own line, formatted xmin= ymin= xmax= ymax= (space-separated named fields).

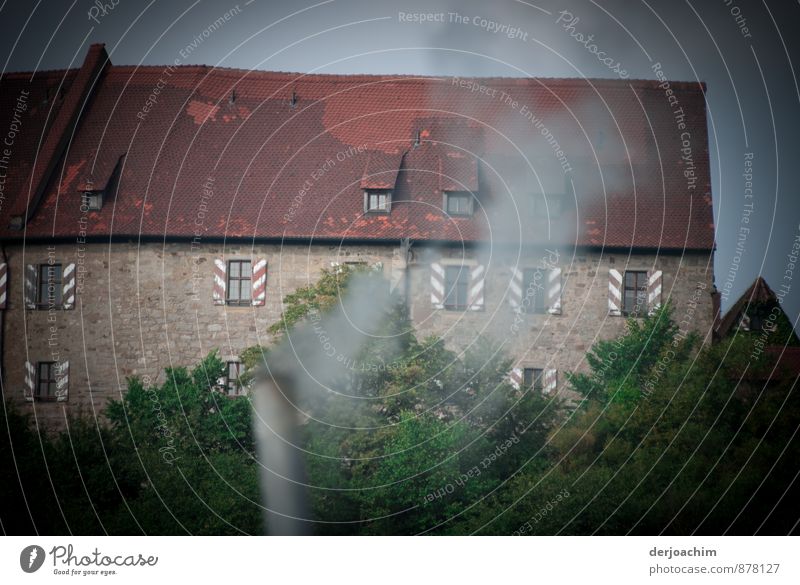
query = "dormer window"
xmin=444 ymin=191 xmax=474 ymax=216
xmin=82 ymin=191 xmax=102 ymax=211
xmin=364 ymin=190 xmax=391 ymax=213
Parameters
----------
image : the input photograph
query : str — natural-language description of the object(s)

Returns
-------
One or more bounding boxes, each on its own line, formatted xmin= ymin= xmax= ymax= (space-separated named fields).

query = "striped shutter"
xmin=509 ymin=267 xmax=523 ymax=312
xmin=608 ymin=268 xmax=623 ymax=316
xmin=55 ymin=360 xmax=69 ymax=402
xmin=24 ymin=361 xmax=35 ymax=401
xmin=647 ymin=270 xmax=663 ymax=315
xmin=62 ymin=263 xmax=76 ymax=309
xmin=467 ymin=264 xmax=485 ymax=311
xmin=430 ymin=261 xmax=445 ymax=309
xmin=547 ymin=268 xmax=562 ymax=315
xmin=212 ymin=258 xmax=226 ymax=305
xmin=251 ymin=258 xmax=267 ymax=306
xmin=508 ymin=367 xmax=523 ymax=390
xmin=543 ymin=369 xmax=558 ymax=394
xmin=24 ymin=264 xmax=37 ymax=309
xmin=0 ymin=262 xmax=7 ymax=309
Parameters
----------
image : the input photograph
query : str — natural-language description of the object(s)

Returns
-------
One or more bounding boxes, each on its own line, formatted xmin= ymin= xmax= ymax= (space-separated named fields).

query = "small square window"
xmin=521 ymin=268 xmax=548 ymax=314
xmin=523 ymin=368 xmax=544 ymax=392
xmin=225 ymin=361 xmax=244 ymax=395
xmin=365 ymin=190 xmax=391 ymax=213
xmin=623 ymin=270 xmax=648 ymax=316
xmin=444 ymin=265 xmax=470 ymax=310
xmin=36 ymin=361 xmax=58 ymax=401
xmin=445 ymin=192 xmax=473 ymax=216
xmin=82 ymin=191 xmax=102 ymax=211
xmin=227 ymin=260 xmax=252 ymax=306
xmin=37 ymin=264 xmax=63 ymax=307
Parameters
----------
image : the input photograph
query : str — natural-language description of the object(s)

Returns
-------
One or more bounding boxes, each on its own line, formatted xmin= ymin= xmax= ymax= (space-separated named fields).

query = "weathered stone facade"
xmin=3 ymin=240 xmax=715 ymax=428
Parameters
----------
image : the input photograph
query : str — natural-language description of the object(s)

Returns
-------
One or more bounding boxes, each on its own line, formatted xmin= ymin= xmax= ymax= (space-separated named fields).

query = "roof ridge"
xmin=5 ymin=63 xmax=707 ymax=91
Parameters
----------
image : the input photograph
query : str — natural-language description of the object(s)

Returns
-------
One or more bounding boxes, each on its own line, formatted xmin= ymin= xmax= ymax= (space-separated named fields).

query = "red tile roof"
xmin=0 ymin=44 xmax=714 ymax=249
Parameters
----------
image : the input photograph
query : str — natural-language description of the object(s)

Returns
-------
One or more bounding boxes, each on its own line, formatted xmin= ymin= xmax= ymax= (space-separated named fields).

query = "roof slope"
xmin=0 ymin=44 xmax=714 ymax=248
xmin=716 ymin=277 xmax=779 ymax=339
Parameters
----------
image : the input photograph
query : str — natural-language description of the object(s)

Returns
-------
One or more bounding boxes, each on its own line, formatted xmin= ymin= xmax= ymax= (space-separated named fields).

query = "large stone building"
xmin=0 ymin=44 xmax=716 ymax=427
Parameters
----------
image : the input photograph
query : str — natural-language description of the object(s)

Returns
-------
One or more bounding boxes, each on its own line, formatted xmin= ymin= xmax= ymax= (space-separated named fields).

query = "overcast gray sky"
xmin=1 ymin=0 xmax=798 ymax=328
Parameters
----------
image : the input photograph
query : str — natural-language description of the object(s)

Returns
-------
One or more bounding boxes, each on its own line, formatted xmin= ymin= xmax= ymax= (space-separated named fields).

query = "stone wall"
xmin=2 ymin=241 xmax=715 ymax=428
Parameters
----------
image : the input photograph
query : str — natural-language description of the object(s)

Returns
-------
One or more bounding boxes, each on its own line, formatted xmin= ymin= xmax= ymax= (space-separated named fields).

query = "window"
xmin=445 ymin=192 xmax=473 ymax=216
xmin=225 ymin=361 xmax=244 ymax=395
xmin=521 ymin=268 xmax=548 ymax=314
xmin=82 ymin=191 xmax=102 ymax=211
xmin=444 ymin=265 xmax=469 ymax=310
xmin=37 ymin=263 xmax=63 ymax=307
xmin=365 ymin=190 xmax=391 ymax=213
xmin=523 ymin=368 xmax=544 ymax=392
xmin=623 ymin=270 xmax=648 ymax=316
xmin=226 ymin=260 xmax=252 ymax=306
xmin=36 ymin=362 xmax=57 ymax=401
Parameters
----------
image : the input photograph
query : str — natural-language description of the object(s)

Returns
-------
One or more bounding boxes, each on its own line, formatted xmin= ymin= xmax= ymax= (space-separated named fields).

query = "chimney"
xmin=10 ymin=43 xmax=109 ymax=227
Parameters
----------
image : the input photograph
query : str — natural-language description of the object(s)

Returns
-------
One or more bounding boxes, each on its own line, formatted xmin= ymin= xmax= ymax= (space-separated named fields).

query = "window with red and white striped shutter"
xmin=0 ymin=262 xmax=6 ymax=309
xmin=543 ymin=369 xmax=558 ymax=394
xmin=608 ymin=268 xmax=623 ymax=316
xmin=647 ymin=270 xmax=663 ymax=315
xmin=508 ymin=367 xmax=523 ymax=390
xmin=430 ymin=261 xmax=445 ymax=309
xmin=251 ymin=258 xmax=267 ymax=306
xmin=23 ymin=361 xmax=35 ymax=402
xmin=467 ymin=264 xmax=485 ymax=311
xmin=24 ymin=264 xmax=37 ymax=309
xmin=212 ymin=258 xmax=226 ymax=305
xmin=55 ymin=361 xmax=69 ymax=402
xmin=62 ymin=263 xmax=76 ymax=310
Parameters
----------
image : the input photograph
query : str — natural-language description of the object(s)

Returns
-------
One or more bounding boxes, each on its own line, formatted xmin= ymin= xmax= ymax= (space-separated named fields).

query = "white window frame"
xmin=364 ymin=190 xmax=392 ymax=213
xmin=82 ymin=191 xmax=103 ymax=211
xmin=444 ymin=191 xmax=474 ymax=216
